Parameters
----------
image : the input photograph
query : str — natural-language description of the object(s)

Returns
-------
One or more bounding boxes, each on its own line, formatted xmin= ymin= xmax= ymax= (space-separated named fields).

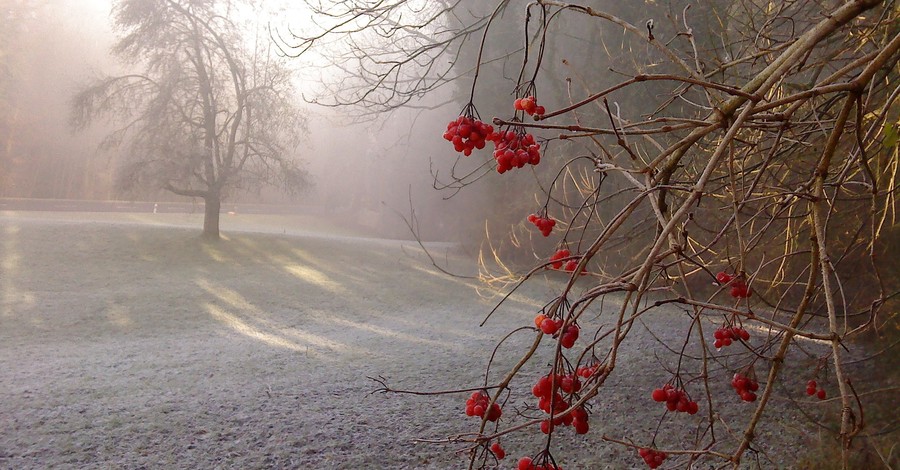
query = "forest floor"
xmin=0 ymin=211 xmax=839 ymax=469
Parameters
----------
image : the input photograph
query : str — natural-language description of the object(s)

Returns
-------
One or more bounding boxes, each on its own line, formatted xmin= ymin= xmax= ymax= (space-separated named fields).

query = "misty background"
xmin=0 ymin=0 xmax=669 ymax=250
xmin=0 ymin=0 xmax=491 ymax=243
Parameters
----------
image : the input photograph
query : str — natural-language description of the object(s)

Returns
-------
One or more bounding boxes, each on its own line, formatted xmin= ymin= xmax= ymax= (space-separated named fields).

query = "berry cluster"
xmin=559 ymin=324 xmax=579 ymax=349
xmin=531 ymin=375 xmax=590 ymax=434
xmin=731 ymin=373 xmax=759 ymax=402
xmin=492 ymin=129 xmax=541 ymax=173
xmin=465 ymin=390 xmax=502 ymax=421
xmin=713 ymin=326 xmax=750 ymax=348
xmin=638 ymin=448 xmax=667 ymax=469
xmin=575 ymin=364 xmax=598 ymax=379
xmin=514 ymin=95 xmax=546 ymax=117
xmin=716 ymin=272 xmax=751 ymax=298
xmin=806 ymin=380 xmax=827 ymax=400
xmin=650 ymin=384 xmax=699 ymax=414
xmin=527 ymin=213 xmax=556 ymax=237
xmin=490 ymin=442 xmax=506 ymax=460
xmin=443 ymin=115 xmax=495 ymax=156
xmin=534 ymin=316 xmax=580 ymax=348
xmin=517 ymin=457 xmax=563 ymax=470
xmin=549 ymin=249 xmax=571 ymax=269
xmin=562 ymin=259 xmax=579 ymax=273
xmin=534 ymin=314 xmax=562 ymax=335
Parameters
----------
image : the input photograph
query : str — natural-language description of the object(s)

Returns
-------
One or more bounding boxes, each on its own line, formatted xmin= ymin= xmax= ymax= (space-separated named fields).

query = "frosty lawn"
xmin=0 ymin=212 xmax=815 ymax=469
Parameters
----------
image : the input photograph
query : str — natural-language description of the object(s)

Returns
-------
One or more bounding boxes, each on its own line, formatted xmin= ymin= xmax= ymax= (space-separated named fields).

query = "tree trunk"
xmin=203 ymin=192 xmax=221 ymax=240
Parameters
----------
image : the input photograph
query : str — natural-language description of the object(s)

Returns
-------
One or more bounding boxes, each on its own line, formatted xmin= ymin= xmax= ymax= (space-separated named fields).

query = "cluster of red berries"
xmin=534 ymin=315 xmax=580 ymax=348
xmin=732 ymin=373 xmax=759 ymax=402
xmin=548 ymin=249 xmax=587 ymax=274
xmin=558 ymin=324 xmax=579 ymax=348
xmin=514 ymin=95 xmax=546 ymax=117
xmin=527 ymin=213 xmax=556 ymax=237
xmin=443 ymin=115 xmax=495 ymax=156
xmin=517 ymin=457 xmax=563 ymax=470
xmin=575 ymin=364 xmax=598 ymax=379
xmin=549 ymin=249 xmax=571 ymax=269
xmin=806 ymin=380 xmax=827 ymax=400
xmin=534 ymin=314 xmax=562 ymax=335
xmin=713 ymin=326 xmax=750 ymax=348
xmin=638 ymin=448 xmax=667 ymax=469
xmin=465 ymin=390 xmax=502 ymax=421
xmin=650 ymin=384 xmax=699 ymax=414
xmin=531 ymin=374 xmax=590 ymax=434
xmin=490 ymin=442 xmax=506 ymax=460
xmin=716 ymin=272 xmax=751 ymax=298
xmin=492 ymin=129 xmax=541 ymax=173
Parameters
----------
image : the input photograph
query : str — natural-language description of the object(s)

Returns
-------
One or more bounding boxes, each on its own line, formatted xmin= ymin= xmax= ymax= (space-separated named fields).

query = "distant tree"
xmin=72 ymin=0 xmax=307 ymax=239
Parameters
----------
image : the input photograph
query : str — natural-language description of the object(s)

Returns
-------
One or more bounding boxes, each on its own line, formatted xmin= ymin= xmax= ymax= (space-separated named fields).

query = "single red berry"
xmin=651 ymin=388 xmax=667 ymax=402
xmin=687 ymin=400 xmax=699 ymax=415
xmin=490 ymin=442 xmax=506 ymax=460
xmin=540 ymin=419 xmax=553 ymax=434
xmin=817 ymin=388 xmax=826 ymax=400
xmin=573 ymin=419 xmax=589 ymax=434
xmin=518 ymin=457 xmax=533 ymax=470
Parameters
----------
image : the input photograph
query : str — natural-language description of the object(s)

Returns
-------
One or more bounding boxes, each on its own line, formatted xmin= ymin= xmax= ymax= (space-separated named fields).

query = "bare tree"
xmin=72 ymin=0 xmax=307 ymax=239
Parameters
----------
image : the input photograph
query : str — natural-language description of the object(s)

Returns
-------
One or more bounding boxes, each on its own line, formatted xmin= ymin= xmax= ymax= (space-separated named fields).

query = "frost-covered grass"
xmin=0 ymin=211 xmax=820 ymax=469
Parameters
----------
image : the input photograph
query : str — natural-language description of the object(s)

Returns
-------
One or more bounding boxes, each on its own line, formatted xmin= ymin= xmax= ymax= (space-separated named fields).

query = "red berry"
xmin=573 ymin=419 xmax=589 ymax=434
xmin=817 ymin=388 xmax=826 ymax=400
xmin=716 ymin=271 xmax=732 ymax=283
xmin=491 ymin=442 xmax=506 ymax=460
xmin=687 ymin=400 xmax=699 ymax=415
xmin=651 ymin=388 xmax=667 ymax=402
xmin=540 ymin=318 xmax=561 ymax=335
xmin=540 ymin=419 xmax=553 ymax=434
xmin=486 ymin=403 xmax=502 ymax=421
xmin=518 ymin=457 xmax=533 ymax=470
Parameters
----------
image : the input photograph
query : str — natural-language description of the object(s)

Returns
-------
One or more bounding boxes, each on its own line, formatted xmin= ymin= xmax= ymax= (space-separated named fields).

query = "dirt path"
xmin=0 ymin=212 xmax=817 ymax=469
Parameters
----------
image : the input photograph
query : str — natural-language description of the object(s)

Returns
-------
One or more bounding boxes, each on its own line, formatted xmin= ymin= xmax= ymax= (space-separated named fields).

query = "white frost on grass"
xmin=0 ymin=211 xmax=819 ymax=469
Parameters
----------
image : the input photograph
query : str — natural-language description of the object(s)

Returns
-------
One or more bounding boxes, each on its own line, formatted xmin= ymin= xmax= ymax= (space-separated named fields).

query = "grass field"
xmin=0 ymin=211 xmax=832 ymax=469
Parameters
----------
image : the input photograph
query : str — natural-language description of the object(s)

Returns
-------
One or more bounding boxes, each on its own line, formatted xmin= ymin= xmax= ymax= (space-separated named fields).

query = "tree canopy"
xmin=72 ymin=0 xmax=308 ymax=239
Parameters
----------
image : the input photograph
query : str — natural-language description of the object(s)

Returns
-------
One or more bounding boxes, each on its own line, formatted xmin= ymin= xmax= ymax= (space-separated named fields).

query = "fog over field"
xmin=2 ymin=1 xmax=897 ymax=468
